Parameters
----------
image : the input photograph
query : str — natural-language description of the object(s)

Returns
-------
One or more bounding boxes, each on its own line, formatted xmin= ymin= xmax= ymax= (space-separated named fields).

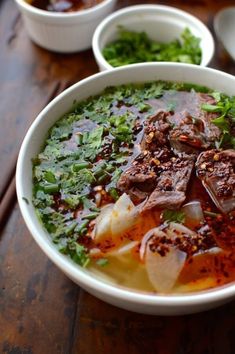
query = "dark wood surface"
xmin=1 ymin=0 xmax=235 ymax=353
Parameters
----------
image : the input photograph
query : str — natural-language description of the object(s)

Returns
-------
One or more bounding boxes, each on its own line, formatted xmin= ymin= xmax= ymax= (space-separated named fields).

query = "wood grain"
xmin=72 ymin=292 xmax=235 ymax=354
xmin=0 ymin=176 xmax=16 ymax=231
xmin=0 ymin=0 xmax=98 ymax=199
xmin=0 ymin=204 xmax=79 ymax=354
xmin=1 ymin=0 xmax=235 ymax=353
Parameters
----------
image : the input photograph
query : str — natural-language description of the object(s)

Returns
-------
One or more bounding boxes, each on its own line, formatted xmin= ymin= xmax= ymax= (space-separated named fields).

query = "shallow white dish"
xmin=214 ymin=7 xmax=235 ymax=61
xmin=92 ymin=5 xmax=215 ymax=71
xmin=16 ymin=63 xmax=235 ymax=315
xmin=14 ymin=0 xmax=116 ymax=53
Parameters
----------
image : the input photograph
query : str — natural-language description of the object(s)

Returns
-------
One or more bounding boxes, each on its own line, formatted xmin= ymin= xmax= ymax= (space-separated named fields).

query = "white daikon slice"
xmin=139 ymin=227 xmax=167 ymax=261
xmin=146 ymin=244 xmax=186 ymax=293
xmin=92 ymin=204 xmax=114 ymax=241
xmin=107 ymin=241 xmax=139 ymax=264
xmin=168 ymin=222 xmax=195 ymax=236
xmin=110 ymin=193 xmax=137 ymax=237
xmin=109 ymin=241 xmax=139 ymax=256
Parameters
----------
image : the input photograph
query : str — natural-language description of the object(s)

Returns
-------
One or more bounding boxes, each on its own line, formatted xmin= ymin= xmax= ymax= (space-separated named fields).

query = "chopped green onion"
xmin=65 ymin=221 xmax=77 ymax=236
xmin=97 ymin=173 xmax=110 ymax=183
xmin=80 ymin=228 xmax=88 ymax=236
xmin=75 ymin=134 xmax=83 ymax=145
xmin=44 ymin=184 xmax=59 ymax=194
xmin=44 ymin=171 xmax=56 ymax=183
xmin=72 ymin=162 xmax=91 ymax=172
xmin=106 ymin=164 xmax=115 ymax=173
xmin=75 ymin=220 xmax=90 ymax=235
xmin=82 ymin=212 xmax=99 ymax=220
xmin=109 ymin=188 xmax=119 ymax=201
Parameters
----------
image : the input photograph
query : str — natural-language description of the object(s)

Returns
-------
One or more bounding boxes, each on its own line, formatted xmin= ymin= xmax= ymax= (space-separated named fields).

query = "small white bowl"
xmin=14 ymin=0 xmax=117 ymax=53
xmin=214 ymin=7 xmax=235 ymax=61
xmin=16 ymin=63 xmax=235 ymax=315
xmin=92 ymin=5 xmax=215 ymax=71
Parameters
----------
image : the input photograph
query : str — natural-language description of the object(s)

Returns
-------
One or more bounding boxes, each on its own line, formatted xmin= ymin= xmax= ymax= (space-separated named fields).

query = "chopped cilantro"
xmin=201 ymin=94 xmax=235 ymax=148
xmin=61 ymin=168 xmax=95 ymax=199
xmin=102 ymin=27 xmax=202 ymax=67
xmin=59 ymin=240 xmax=90 ymax=267
xmin=33 ymin=189 xmax=54 ymax=208
xmin=212 ymin=116 xmax=230 ymax=132
xmin=110 ymin=113 xmax=135 ymax=143
xmin=163 ymin=210 xmax=185 ymax=224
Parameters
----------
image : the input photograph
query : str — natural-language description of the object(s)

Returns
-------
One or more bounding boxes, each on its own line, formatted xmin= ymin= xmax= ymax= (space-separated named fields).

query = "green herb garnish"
xmin=59 ymin=241 xmax=90 ymax=267
xmin=103 ymin=27 xmax=202 ymax=67
xmin=201 ymin=93 xmax=235 ymax=149
xmin=163 ymin=210 xmax=185 ymax=224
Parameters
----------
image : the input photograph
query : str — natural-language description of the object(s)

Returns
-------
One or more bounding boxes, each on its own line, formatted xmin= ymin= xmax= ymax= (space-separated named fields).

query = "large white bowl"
xmin=16 ymin=63 xmax=235 ymax=315
xmin=14 ymin=0 xmax=116 ymax=53
xmin=92 ymin=5 xmax=215 ymax=71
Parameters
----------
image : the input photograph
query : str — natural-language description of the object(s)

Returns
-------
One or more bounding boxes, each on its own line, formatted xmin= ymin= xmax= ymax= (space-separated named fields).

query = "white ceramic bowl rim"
xmin=15 ymin=0 xmax=114 ymax=18
xmin=16 ymin=63 xmax=235 ymax=309
xmin=92 ymin=4 xmax=215 ymax=69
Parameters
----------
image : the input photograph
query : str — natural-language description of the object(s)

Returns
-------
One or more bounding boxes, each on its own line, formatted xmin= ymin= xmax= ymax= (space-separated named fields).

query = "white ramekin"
xmin=14 ymin=0 xmax=117 ymax=53
xmin=92 ymin=5 xmax=215 ymax=71
xmin=16 ymin=63 xmax=235 ymax=315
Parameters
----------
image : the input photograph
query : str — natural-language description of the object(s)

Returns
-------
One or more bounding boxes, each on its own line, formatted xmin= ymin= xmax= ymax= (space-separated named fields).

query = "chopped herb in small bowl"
xmin=102 ymin=27 xmax=202 ymax=67
xmin=92 ymin=5 xmax=214 ymax=70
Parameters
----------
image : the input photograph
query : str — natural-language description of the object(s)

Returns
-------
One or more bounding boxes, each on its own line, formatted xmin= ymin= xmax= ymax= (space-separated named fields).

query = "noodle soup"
xmin=32 ymin=81 xmax=235 ymax=294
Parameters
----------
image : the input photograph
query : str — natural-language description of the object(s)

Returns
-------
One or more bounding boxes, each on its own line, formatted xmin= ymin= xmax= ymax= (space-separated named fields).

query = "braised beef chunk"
xmin=117 ymin=144 xmax=174 ymax=202
xmin=143 ymin=190 xmax=186 ymax=211
xmin=142 ymin=156 xmax=194 ymax=211
xmin=196 ymin=149 xmax=235 ymax=213
xmin=117 ymin=160 xmax=157 ymax=202
xmin=118 ymin=149 xmax=194 ymax=208
xmin=169 ymin=112 xmax=208 ymax=154
xmin=141 ymin=110 xmax=171 ymax=151
xmin=157 ymin=156 xmax=194 ymax=192
xmin=117 ymin=90 xmax=228 ymax=212
xmin=198 ymin=94 xmax=221 ymax=142
xmin=168 ymin=94 xmax=221 ymax=155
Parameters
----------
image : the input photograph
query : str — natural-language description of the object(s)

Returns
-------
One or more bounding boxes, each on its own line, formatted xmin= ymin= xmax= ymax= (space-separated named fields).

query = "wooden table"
xmin=1 ymin=0 xmax=235 ymax=353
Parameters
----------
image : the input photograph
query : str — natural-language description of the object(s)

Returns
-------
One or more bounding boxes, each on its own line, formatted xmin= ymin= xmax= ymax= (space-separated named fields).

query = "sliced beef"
xmin=141 ymin=110 xmax=171 ymax=151
xmin=198 ymin=94 xmax=222 ymax=142
xmin=196 ymin=149 xmax=235 ymax=213
xmin=117 ymin=156 xmax=157 ymax=202
xmin=117 ymin=92 xmax=223 ymax=210
xmin=169 ymin=112 xmax=207 ymax=154
xmin=142 ymin=156 xmax=194 ymax=211
xmin=168 ymin=94 xmax=221 ymax=155
xmin=143 ymin=190 xmax=186 ymax=211
xmin=117 ymin=145 xmax=172 ymax=203
xmin=157 ymin=156 xmax=194 ymax=192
